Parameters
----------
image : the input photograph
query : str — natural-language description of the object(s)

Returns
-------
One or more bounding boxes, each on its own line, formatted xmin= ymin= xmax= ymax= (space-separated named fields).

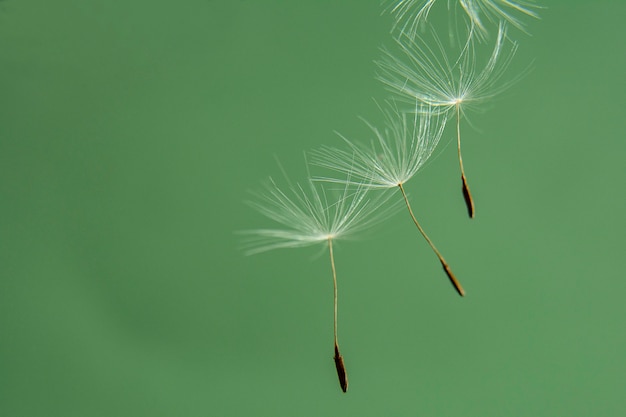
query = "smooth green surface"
xmin=1 ymin=1 xmax=625 ymax=416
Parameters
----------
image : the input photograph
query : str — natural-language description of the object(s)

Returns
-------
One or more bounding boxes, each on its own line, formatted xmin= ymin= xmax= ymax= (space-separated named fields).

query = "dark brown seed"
xmin=333 ymin=343 xmax=348 ymax=393
xmin=461 ymin=174 xmax=475 ymax=219
xmin=440 ymin=259 xmax=465 ymax=297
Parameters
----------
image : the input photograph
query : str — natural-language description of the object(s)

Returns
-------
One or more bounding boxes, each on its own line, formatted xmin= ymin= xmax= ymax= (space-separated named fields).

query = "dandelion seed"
xmin=383 ymin=0 xmax=541 ymax=40
xmin=311 ymin=103 xmax=465 ymax=297
xmin=377 ymin=22 xmax=519 ymax=217
xmin=243 ymin=172 xmax=395 ymax=392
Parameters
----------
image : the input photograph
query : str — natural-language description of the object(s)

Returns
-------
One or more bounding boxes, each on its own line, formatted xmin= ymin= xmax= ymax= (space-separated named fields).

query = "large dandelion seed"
xmin=377 ymin=22 xmax=519 ymax=218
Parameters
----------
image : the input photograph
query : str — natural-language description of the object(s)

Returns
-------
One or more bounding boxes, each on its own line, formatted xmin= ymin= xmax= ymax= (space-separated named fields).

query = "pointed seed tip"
xmin=333 ymin=345 xmax=349 ymax=393
xmin=461 ymin=174 xmax=475 ymax=218
xmin=440 ymin=260 xmax=465 ymax=297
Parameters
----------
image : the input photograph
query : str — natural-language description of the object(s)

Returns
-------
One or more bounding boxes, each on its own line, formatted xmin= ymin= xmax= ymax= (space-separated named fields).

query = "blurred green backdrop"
xmin=1 ymin=1 xmax=625 ymax=416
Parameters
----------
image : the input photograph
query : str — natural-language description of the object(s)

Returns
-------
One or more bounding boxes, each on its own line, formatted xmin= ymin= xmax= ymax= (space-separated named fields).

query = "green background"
xmin=1 ymin=1 xmax=625 ymax=416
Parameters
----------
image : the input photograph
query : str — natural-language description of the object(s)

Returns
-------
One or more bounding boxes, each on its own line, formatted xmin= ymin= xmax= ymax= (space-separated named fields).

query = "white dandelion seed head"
xmin=376 ymin=21 xmax=519 ymax=118
xmin=241 ymin=175 xmax=395 ymax=255
xmin=310 ymin=102 xmax=447 ymax=189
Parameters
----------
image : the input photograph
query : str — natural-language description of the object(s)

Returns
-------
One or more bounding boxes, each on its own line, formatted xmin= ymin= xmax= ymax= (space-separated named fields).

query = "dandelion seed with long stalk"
xmin=377 ymin=22 xmax=519 ymax=218
xmin=311 ymin=103 xmax=465 ymax=297
xmin=242 ymin=172 xmax=395 ymax=392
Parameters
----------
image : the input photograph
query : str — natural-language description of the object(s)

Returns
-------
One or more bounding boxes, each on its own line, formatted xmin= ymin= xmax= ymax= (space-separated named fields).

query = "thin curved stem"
xmin=328 ymin=238 xmax=339 ymax=347
xmin=398 ymin=184 xmax=465 ymax=297
xmin=457 ymin=103 xmax=475 ymax=218
xmin=328 ymin=238 xmax=348 ymax=392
